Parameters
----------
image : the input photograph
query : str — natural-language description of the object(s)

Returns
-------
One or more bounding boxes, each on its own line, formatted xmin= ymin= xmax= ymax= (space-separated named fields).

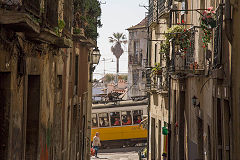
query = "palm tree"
xmin=108 ymin=33 xmax=127 ymax=83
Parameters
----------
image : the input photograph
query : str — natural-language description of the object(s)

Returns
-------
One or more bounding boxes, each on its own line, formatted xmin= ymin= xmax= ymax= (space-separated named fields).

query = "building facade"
xmin=147 ymin=0 xmax=240 ymax=159
xmin=127 ymin=18 xmax=148 ymax=99
xmin=0 ymin=0 xmax=99 ymax=159
xmin=147 ymin=0 xmax=170 ymax=159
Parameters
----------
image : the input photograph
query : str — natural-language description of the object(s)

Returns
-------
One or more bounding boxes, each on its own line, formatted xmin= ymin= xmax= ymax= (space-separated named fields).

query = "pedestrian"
xmin=92 ymin=132 xmax=101 ymax=158
xmin=114 ymin=117 xmax=120 ymax=126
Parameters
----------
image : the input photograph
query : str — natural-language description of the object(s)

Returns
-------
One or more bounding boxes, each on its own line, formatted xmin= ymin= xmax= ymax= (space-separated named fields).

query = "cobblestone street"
xmin=90 ymin=147 xmax=144 ymax=160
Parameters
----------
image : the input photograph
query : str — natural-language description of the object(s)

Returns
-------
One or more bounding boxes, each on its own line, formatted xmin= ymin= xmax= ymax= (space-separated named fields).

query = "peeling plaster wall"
xmin=0 ymin=27 xmax=65 ymax=160
xmin=231 ymin=3 xmax=240 ymax=159
xmin=127 ymin=27 xmax=148 ymax=98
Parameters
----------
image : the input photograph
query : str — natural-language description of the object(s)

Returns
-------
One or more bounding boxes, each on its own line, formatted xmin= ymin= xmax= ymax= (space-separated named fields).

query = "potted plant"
xmin=160 ymin=25 xmax=191 ymax=55
xmin=201 ymin=7 xmax=216 ymax=29
xmin=200 ymin=7 xmax=216 ymax=48
xmin=151 ymin=63 xmax=162 ymax=77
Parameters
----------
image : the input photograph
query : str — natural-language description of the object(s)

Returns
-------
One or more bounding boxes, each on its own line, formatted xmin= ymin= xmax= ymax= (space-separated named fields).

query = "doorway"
xmin=0 ymin=72 xmax=11 ymax=160
xmin=151 ymin=117 xmax=156 ymax=160
xmin=217 ymin=98 xmax=222 ymax=160
xmin=25 ymin=75 xmax=40 ymax=159
xmin=223 ymin=100 xmax=230 ymax=160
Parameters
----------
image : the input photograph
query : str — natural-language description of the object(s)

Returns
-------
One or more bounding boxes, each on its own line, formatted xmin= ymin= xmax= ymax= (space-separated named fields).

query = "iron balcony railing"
xmin=148 ymin=0 xmax=171 ymax=26
xmin=148 ymin=0 xmax=157 ymax=26
xmin=145 ymin=67 xmax=152 ymax=90
xmin=169 ymin=29 xmax=196 ymax=73
xmin=157 ymin=0 xmax=167 ymax=16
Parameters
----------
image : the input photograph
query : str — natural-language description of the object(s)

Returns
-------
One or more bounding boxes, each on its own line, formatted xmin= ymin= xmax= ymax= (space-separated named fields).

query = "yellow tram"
xmin=91 ymin=100 xmax=148 ymax=148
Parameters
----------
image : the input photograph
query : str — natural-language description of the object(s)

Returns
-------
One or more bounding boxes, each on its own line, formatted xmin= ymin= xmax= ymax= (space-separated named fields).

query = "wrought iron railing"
xmin=145 ymin=67 xmax=168 ymax=92
xmin=213 ymin=5 xmax=223 ymax=68
xmin=148 ymin=0 xmax=157 ymax=26
xmin=169 ymin=29 xmax=196 ymax=73
xmin=157 ymin=0 xmax=166 ymax=16
xmin=145 ymin=67 xmax=152 ymax=90
xmin=186 ymin=28 xmax=195 ymax=69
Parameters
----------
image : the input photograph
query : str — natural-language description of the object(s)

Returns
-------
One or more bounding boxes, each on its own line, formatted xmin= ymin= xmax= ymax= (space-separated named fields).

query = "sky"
xmin=93 ymin=0 xmax=148 ymax=80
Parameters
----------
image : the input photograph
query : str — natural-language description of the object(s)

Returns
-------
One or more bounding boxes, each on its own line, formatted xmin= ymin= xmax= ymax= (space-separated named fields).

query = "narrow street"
xmin=1 ymin=0 xmax=240 ymax=159
xmin=90 ymin=147 xmax=143 ymax=160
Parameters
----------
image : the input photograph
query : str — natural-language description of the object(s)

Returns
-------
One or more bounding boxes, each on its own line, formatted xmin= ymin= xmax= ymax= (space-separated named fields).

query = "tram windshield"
xmin=122 ymin=111 xmax=132 ymax=125
xmin=98 ymin=113 xmax=110 ymax=127
xmin=92 ymin=113 xmax=98 ymax=128
xmin=133 ymin=110 xmax=143 ymax=124
xmin=110 ymin=112 xmax=121 ymax=126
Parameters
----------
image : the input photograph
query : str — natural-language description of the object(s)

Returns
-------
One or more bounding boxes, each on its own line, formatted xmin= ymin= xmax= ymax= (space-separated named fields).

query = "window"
xmin=133 ymin=110 xmax=143 ymax=124
xmin=98 ymin=113 xmax=109 ymax=127
xmin=110 ymin=112 xmax=121 ymax=126
xmin=134 ymin=41 xmax=139 ymax=55
xmin=133 ymin=71 xmax=139 ymax=84
xmin=122 ymin=111 xmax=132 ymax=125
xmin=92 ymin=113 xmax=98 ymax=128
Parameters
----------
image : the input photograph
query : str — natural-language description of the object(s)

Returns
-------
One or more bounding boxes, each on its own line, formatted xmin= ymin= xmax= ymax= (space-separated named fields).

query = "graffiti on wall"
xmin=40 ymin=127 xmax=51 ymax=160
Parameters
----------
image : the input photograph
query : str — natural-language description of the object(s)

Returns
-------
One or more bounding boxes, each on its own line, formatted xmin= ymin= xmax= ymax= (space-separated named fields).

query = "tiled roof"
xmin=127 ymin=17 xmax=148 ymax=30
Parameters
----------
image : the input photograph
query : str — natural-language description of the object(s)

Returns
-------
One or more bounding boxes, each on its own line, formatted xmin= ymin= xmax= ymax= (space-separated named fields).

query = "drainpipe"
xmin=225 ymin=0 xmax=233 ymax=43
xmin=228 ymin=0 xmax=233 ymax=157
xmin=167 ymin=74 xmax=171 ymax=160
xmin=146 ymin=22 xmax=150 ymax=160
xmin=147 ymin=91 xmax=151 ymax=160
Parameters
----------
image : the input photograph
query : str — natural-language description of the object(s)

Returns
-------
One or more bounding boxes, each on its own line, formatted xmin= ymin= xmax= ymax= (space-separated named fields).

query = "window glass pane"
xmin=122 ymin=111 xmax=132 ymax=125
xmin=92 ymin=113 xmax=98 ymax=128
xmin=110 ymin=112 xmax=121 ymax=126
xmin=98 ymin=113 xmax=109 ymax=127
xmin=133 ymin=110 xmax=143 ymax=124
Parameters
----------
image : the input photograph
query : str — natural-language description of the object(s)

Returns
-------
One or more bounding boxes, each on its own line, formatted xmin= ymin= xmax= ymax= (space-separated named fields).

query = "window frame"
xmin=92 ymin=113 xmax=98 ymax=128
xmin=110 ymin=111 xmax=121 ymax=127
xmin=121 ymin=110 xmax=133 ymax=126
xmin=98 ymin=112 xmax=110 ymax=128
xmin=133 ymin=110 xmax=143 ymax=125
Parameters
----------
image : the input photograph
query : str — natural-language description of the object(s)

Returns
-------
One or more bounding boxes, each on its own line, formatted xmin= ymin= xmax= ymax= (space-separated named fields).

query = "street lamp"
xmin=91 ymin=47 xmax=101 ymax=65
xmin=90 ymin=47 xmax=101 ymax=82
xmin=192 ymin=95 xmax=200 ymax=108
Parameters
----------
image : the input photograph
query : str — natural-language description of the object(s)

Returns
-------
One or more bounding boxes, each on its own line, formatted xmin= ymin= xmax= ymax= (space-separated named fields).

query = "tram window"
xmin=133 ymin=110 xmax=143 ymax=124
xmin=110 ymin=112 xmax=121 ymax=126
xmin=92 ymin=113 xmax=98 ymax=128
xmin=98 ymin=113 xmax=110 ymax=127
xmin=122 ymin=111 xmax=132 ymax=125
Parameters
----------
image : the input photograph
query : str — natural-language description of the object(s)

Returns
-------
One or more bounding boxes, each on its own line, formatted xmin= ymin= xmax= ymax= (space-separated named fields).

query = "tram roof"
xmin=92 ymin=99 xmax=148 ymax=109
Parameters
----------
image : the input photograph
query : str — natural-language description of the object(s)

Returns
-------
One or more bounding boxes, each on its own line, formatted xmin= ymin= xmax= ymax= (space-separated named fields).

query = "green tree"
xmin=108 ymin=33 xmax=127 ymax=82
xmin=73 ymin=0 xmax=102 ymax=40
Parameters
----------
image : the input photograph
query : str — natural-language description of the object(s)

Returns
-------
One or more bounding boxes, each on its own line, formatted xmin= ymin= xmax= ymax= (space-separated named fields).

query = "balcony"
xmin=145 ymin=66 xmax=168 ymax=95
xmin=148 ymin=0 xmax=157 ymax=26
xmin=0 ymin=0 xmax=73 ymax=48
xmin=148 ymin=0 xmax=171 ymax=26
xmin=157 ymin=0 xmax=168 ymax=17
xmin=169 ymin=30 xmax=201 ymax=75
